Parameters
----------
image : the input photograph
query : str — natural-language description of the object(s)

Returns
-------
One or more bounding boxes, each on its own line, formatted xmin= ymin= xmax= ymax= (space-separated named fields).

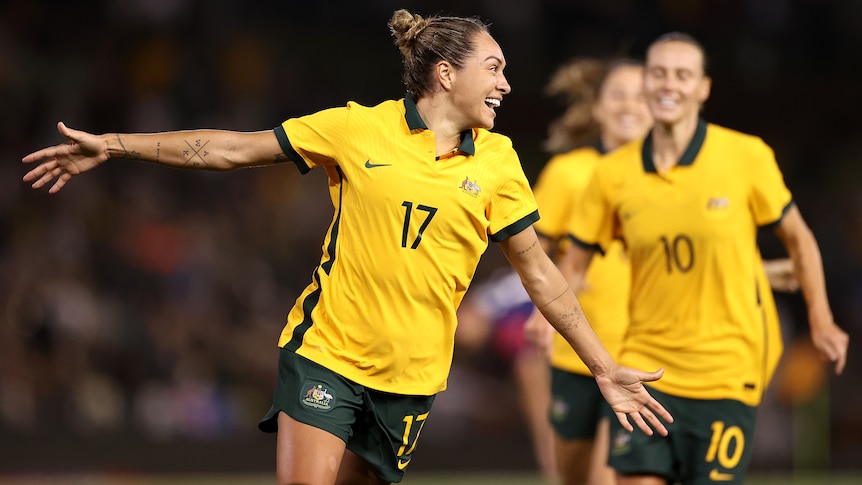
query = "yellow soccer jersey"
xmin=533 ymin=145 xmax=630 ymax=376
xmin=273 ymin=95 xmax=539 ymax=396
xmin=568 ymin=119 xmax=791 ymax=406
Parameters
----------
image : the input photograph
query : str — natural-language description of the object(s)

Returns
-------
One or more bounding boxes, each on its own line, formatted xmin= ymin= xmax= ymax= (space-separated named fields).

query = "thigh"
xmin=277 ymin=411 xmax=347 ymax=485
xmin=347 ymin=389 xmax=436 ymax=483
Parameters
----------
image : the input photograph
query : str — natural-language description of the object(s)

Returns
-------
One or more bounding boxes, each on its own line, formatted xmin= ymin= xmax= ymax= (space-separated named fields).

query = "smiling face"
xmin=449 ymin=32 xmax=511 ymax=130
xmin=592 ymin=64 xmax=653 ymax=150
xmin=644 ymin=40 xmax=711 ymax=126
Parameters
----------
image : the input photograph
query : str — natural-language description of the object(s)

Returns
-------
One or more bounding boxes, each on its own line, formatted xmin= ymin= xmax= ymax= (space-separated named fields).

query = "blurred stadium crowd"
xmin=2 ymin=0 xmax=861 ymax=474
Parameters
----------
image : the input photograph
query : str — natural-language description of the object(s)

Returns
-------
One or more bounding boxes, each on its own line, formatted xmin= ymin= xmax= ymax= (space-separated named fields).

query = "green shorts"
xmin=608 ymin=386 xmax=757 ymax=485
xmin=549 ymin=367 xmax=610 ymax=440
xmin=259 ymin=348 xmax=436 ymax=483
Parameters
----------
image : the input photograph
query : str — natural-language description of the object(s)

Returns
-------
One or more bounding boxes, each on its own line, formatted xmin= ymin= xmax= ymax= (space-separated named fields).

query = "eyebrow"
xmin=484 ymin=55 xmax=505 ymax=65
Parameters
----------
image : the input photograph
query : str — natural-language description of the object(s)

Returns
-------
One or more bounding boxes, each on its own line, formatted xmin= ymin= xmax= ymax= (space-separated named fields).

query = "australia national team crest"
xmin=459 ymin=176 xmax=481 ymax=198
xmin=706 ymin=196 xmax=730 ymax=211
xmin=611 ymin=429 xmax=632 ymax=456
xmin=302 ymin=383 xmax=335 ymax=411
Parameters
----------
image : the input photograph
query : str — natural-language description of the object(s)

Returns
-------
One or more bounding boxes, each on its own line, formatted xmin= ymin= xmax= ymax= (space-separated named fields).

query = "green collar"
xmin=642 ymin=118 xmax=707 ymax=173
xmin=593 ymin=139 xmax=607 ymax=155
xmin=404 ymin=93 xmax=476 ymax=156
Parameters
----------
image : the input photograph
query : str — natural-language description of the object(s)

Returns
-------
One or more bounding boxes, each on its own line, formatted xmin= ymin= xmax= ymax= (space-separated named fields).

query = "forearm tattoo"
xmin=537 ymin=287 xmax=580 ymax=331
xmin=116 ymin=135 xmax=140 ymax=160
xmin=183 ymin=139 xmax=210 ymax=167
xmin=273 ymin=153 xmax=287 ymax=163
xmin=156 ymin=142 xmax=161 ymax=162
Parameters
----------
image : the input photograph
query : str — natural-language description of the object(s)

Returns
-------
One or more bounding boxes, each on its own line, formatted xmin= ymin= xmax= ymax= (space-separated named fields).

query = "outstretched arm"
xmin=775 ymin=205 xmax=849 ymax=374
xmin=23 ymin=121 xmax=284 ymax=193
xmin=499 ymin=226 xmax=673 ymax=436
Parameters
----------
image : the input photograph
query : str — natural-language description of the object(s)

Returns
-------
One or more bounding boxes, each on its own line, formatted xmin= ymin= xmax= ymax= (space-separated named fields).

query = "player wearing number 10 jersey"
xmin=561 ymin=32 xmax=848 ymax=484
xmin=570 ymin=119 xmax=786 ymax=406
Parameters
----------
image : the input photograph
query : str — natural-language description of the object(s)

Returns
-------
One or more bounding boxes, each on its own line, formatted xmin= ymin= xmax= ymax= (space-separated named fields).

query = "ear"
xmin=436 ymin=60 xmax=455 ymax=91
xmin=698 ymin=75 xmax=712 ymax=104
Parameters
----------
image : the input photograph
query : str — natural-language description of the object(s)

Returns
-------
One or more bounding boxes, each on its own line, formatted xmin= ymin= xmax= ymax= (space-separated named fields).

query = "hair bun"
xmin=389 ymin=9 xmax=431 ymax=57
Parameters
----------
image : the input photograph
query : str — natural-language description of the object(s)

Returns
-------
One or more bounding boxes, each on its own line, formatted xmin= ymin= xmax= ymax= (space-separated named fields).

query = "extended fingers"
xmin=49 ymin=173 xmax=71 ymax=193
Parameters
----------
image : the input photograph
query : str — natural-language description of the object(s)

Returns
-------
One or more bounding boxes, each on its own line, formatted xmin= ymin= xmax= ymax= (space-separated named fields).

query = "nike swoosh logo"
xmin=709 ymin=469 xmax=734 ymax=481
xmin=365 ymin=160 xmax=392 ymax=168
xmin=397 ymin=458 xmax=411 ymax=470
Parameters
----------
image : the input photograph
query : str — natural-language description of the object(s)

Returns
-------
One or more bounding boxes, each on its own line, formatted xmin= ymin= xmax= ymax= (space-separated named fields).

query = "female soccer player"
xmin=554 ymin=32 xmax=848 ymax=485
xmin=22 ymin=10 xmax=673 ymax=485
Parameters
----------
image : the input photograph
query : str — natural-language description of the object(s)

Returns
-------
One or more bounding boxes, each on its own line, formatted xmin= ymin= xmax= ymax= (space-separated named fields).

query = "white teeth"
xmin=485 ymin=98 xmax=500 ymax=107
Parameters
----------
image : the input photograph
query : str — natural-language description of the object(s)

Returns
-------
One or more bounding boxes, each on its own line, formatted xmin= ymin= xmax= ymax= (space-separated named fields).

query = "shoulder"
xmin=474 ymin=129 xmax=515 ymax=152
xmin=344 ymin=98 xmax=403 ymax=116
xmin=537 ymin=146 xmax=602 ymax=184
xmin=599 ymin=139 xmax=643 ymax=171
xmin=706 ymin=123 xmax=774 ymax=156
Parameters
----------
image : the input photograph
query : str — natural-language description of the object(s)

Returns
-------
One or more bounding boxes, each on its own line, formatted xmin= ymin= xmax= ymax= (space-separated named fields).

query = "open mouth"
xmin=484 ymin=98 xmax=500 ymax=110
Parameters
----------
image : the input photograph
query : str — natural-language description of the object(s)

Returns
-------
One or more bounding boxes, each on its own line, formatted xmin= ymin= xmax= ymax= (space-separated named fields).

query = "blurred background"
xmin=2 ymin=0 xmax=860 ymax=481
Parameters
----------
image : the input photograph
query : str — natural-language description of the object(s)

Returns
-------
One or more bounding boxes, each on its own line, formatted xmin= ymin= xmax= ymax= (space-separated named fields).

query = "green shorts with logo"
xmin=608 ymin=386 xmax=757 ymax=485
xmin=259 ymin=348 xmax=436 ymax=483
xmin=549 ymin=367 xmax=611 ymax=440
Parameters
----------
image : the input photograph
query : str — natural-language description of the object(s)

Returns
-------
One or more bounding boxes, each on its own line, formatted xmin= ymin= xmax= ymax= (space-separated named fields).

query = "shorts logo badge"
xmin=611 ymin=429 xmax=632 ymax=455
xmin=302 ymin=383 xmax=335 ymax=410
xmin=549 ymin=397 xmax=569 ymax=423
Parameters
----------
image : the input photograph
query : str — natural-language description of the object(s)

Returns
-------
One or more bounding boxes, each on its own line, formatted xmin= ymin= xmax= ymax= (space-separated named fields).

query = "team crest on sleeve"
xmin=301 ymin=383 xmax=335 ymax=411
xmin=459 ymin=176 xmax=481 ymax=197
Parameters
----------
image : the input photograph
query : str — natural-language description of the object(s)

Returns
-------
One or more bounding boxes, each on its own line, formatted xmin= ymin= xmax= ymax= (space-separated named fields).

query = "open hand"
xmin=23 ymin=122 xmax=107 ymax=193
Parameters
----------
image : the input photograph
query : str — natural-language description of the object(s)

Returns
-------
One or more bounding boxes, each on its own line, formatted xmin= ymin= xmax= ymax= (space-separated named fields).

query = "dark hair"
xmin=647 ymin=31 xmax=709 ymax=75
xmin=388 ymin=9 xmax=490 ymax=98
xmin=544 ymin=58 xmax=643 ymax=153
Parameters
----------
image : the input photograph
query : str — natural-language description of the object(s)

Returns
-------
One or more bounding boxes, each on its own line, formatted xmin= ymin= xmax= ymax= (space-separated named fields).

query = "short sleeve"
xmin=566 ymin=166 xmax=616 ymax=254
xmin=533 ymin=154 xmax=586 ymax=239
xmin=748 ymin=139 xmax=792 ymax=227
xmin=487 ymin=145 xmax=540 ymax=242
xmin=276 ymin=105 xmax=350 ymax=172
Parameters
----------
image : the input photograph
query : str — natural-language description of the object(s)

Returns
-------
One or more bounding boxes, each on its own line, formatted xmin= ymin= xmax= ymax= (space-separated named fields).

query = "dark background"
xmin=1 ymin=0 xmax=860 ymax=477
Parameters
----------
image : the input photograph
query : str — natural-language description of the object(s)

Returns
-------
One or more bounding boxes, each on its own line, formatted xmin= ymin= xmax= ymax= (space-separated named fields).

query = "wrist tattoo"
xmin=156 ymin=142 xmax=161 ymax=162
xmin=116 ymin=135 xmax=140 ymax=159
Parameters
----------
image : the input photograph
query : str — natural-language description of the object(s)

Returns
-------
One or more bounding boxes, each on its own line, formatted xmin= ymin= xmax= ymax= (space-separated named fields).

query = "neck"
xmin=651 ymin=116 xmax=698 ymax=172
xmin=415 ymin=95 xmax=466 ymax=156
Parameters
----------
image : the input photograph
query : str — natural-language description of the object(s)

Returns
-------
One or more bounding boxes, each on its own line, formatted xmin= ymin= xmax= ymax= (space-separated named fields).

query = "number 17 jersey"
xmin=273 ymin=95 xmax=538 ymax=396
xmin=568 ymin=119 xmax=791 ymax=406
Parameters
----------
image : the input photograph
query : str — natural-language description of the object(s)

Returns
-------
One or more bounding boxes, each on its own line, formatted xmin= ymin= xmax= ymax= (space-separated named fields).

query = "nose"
xmin=499 ymin=73 xmax=511 ymax=95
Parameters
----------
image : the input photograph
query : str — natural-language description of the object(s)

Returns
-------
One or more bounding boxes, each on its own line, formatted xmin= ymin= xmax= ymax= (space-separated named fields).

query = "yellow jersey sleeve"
xmin=745 ymin=138 xmax=793 ymax=226
xmin=276 ymin=105 xmax=350 ymax=172
xmin=533 ymin=148 xmax=600 ymax=241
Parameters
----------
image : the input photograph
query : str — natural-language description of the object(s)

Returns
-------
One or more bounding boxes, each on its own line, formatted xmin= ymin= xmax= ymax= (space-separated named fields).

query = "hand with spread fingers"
xmin=595 ymin=366 xmax=672 ymax=436
xmin=22 ymin=122 xmax=108 ymax=193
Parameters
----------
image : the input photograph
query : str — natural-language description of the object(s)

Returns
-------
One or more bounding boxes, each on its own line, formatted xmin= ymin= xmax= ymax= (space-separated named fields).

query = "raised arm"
xmin=23 ymin=121 xmax=284 ymax=193
xmin=499 ymin=226 xmax=672 ymax=436
xmin=774 ymin=205 xmax=849 ymax=374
